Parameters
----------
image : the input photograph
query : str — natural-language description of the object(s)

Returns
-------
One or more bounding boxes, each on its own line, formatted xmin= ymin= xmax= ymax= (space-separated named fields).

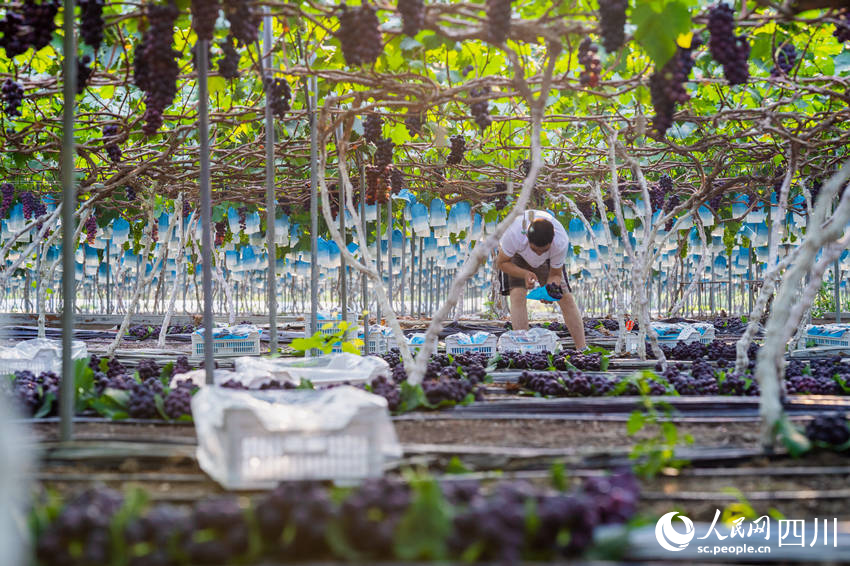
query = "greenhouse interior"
xmin=2 ymin=0 xmax=850 ymax=564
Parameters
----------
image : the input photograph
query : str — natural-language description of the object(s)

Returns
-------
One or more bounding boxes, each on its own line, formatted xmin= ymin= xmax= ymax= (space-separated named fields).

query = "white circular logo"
xmin=655 ymin=511 xmax=695 ymax=552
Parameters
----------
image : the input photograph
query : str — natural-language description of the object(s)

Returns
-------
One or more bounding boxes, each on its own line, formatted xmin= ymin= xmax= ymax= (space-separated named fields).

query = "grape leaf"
xmin=631 ymin=0 xmax=692 ymax=68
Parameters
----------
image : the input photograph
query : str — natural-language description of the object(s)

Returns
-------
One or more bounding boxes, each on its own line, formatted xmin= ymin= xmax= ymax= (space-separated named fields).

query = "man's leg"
xmin=558 ymin=292 xmax=586 ymax=349
xmin=509 ymin=286 xmax=529 ymax=330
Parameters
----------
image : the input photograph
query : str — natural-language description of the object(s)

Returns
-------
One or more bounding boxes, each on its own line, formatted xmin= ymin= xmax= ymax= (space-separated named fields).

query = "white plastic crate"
xmin=305 ymin=319 xmax=362 ymax=354
xmin=497 ymin=328 xmax=559 ymax=354
xmin=805 ymin=324 xmax=850 ymax=347
xmin=0 ymin=351 xmax=58 ymax=376
xmin=191 ymin=328 xmax=261 ymax=359
xmin=386 ymin=333 xmax=438 ymax=356
xmin=192 ymin=386 xmax=401 ymax=489
xmin=0 ymin=339 xmax=88 ymax=376
xmin=445 ymin=332 xmax=498 ymax=356
xmin=650 ymin=322 xmax=715 ymax=346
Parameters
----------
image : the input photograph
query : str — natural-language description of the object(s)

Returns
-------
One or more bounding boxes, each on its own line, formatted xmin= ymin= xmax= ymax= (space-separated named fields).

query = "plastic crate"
xmin=193 ymin=388 xmax=398 ymax=489
xmin=191 ymin=330 xmax=261 ymax=359
xmin=805 ymin=324 xmax=850 ymax=347
xmin=445 ymin=332 xmax=498 ymax=356
xmin=497 ymin=329 xmax=559 ymax=354
xmin=386 ymin=333 xmax=438 ymax=356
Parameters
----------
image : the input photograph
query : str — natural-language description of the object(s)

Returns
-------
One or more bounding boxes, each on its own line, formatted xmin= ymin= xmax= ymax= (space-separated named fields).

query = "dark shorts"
xmin=499 ymin=254 xmax=572 ymax=296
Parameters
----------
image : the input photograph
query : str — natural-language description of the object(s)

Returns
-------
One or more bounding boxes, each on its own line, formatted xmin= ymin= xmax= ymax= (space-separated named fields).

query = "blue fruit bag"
xmin=527 ymin=286 xmax=557 ymax=302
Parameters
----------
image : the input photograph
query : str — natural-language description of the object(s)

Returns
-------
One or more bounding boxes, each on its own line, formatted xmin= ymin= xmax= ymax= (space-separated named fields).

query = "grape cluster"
xmin=133 ymin=1 xmax=181 ymax=135
xmin=390 ymin=167 xmax=404 ymax=193
xmin=598 ymin=0 xmax=627 ymax=52
xmin=447 ymin=134 xmax=466 ymax=165
xmin=223 ymin=0 xmax=260 ymax=45
xmin=485 ymin=0 xmax=512 ymax=44
xmin=469 ymin=86 xmax=492 ymax=130
xmin=174 ymin=355 xmax=192 ymax=375
xmin=187 ymin=497 xmax=250 ymax=563
xmin=218 ymin=35 xmax=240 ymax=79
xmin=422 ymin=374 xmax=483 ymax=405
xmin=102 ymin=124 xmax=122 ymax=162
xmin=255 ymin=482 xmax=334 ymax=559
xmin=403 ymin=108 xmax=422 ymax=136
xmin=545 ymin=282 xmax=563 ymax=300
xmin=496 ymin=350 xmax=551 ymax=370
xmin=717 ymin=371 xmax=759 ymax=396
xmin=366 ymin=375 xmax=401 ymax=410
xmin=124 ymin=504 xmax=191 ymax=566
xmin=805 ymin=414 xmax=850 ymax=447
xmin=0 ymin=0 xmax=59 ymax=58
xmin=20 ymin=191 xmax=39 ymax=220
xmin=664 ymin=193 xmax=679 ymax=229
xmin=649 ymin=185 xmax=664 ymax=213
xmin=125 ymin=185 xmax=137 ymax=201
xmin=576 ymin=199 xmax=595 ymax=220
xmin=707 ymin=3 xmax=750 ymax=86
xmin=192 ymin=0 xmax=220 ymax=42
xmin=0 ymin=182 xmax=14 ymax=217
xmin=10 ymin=369 xmax=59 ymax=416
xmin=649 ymin=41 xmax=699 ymax=136
xmin=771 ymin=43 xmax=796 ymax=77
xmin=336 ymin=3 xmax=383 ymax=67
xmin=363 ymin=113 xmax=383 ymax=144
xmin=365 ymin=164 xmax=390 ymax=205
xmin=128 ymin=381 xmax=158 ymax=419
xmin=585 ymin=317 xmax=620 ymax=332
xmin=374 ymin=137 xmax=394 ymax=169
xmin=77 ymin=55 xmax=93 ymax=94
xmin=2 ymin=78 xmax=24 ymax=117
xmin=265 ymin=76 xmax=291 ymax=118
xmin=557 ymin=349 xmax=604 ymax=371
xmin=164 ymin=381 xmax=195 ymax=419
xmin=237 ymin=206 xmax=248 ymax=231
xmin=35 ymin=487 xmax=124 ymax=566
xmin=711 ymin=316 xmax=748 ymax=334
xmin=340 ymin=478 xmax=411 ymax=557
xmin=215 ymin=220 xmax=227 ymax=246
xmin=578 ymin=38 xmax=601 ymax=87
xmin=833 ymin=9 xmax=850 ymax=43
xmin=397 ymin=0 xmax=424 ymax=37
xmin=79 ymin=0 xmax=105 ymax=52
xmin=84 ymin=214 xmax=98 ymax=244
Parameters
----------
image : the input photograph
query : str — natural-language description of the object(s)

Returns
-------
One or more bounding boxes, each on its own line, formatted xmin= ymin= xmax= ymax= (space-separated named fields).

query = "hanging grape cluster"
xmin=77 ymin=55 xmax=93 ymax=94
xmin=214 ymin=220 xmax=227 ymax=246
xmin=598 ymin=0 xmax=627 ymax=52
xmin=365 ymin=164 xmax=390 ymax=205
xmin=264 ymin=76 xmax=291 ymax=119
xmin=218 ymin=35 xmax=240 ymax=79
xmin=707 ymin=3 xmax=750 ymax=86
xmin=0 ymin=0 xmax=59 ymax=58
xmin=223 ymin=0 xmax=259 ymax=45
xmin=84 ymin=214 xmax=98 ymax=245
xmin=771 ymin=43 xmax=796 ymax=77
xmin=403 ymin=108 xmax=422 ymax=136
xmin=102 ymin=124 xmax=122 ymax=162
xmin=649 ymin=40 xmax=699 ymax=136
xmin=363 ymin=113 xmax=383 ymax=144
xmin=237 ymin=206 xmax=248 ymax=232
xmin=397 ymin=0 xmax=424 ymax=37
xmin=577 ymin=38 xmax=601 ymax=87
xmin=447 ymin=134 xmax=466 ymax=165
xmin=336 ymin=3 xmax=383 ymax=67
xmin=834 ymin=10 xmax=850 ymax=43
xmin=374 ymin=137 xmax=394 ymax=169
xmin=78 ymin=0 xmax=105 ymax=52
xmin=486 ymin=0 xmax=512 ymax=44
xmin=649 ymin=185 xmax=664 ymax=213
xmin=576 ymin=200 xmax=594 ymax=220
xmin=390 ymin=167 xmax=404 ymax=194
xmin=133 ymin=1 xmax=181 ymax=135
xmin=192 ymin=0 xmax=220 ymax=42
xmin=469 ymin=86 xmax=492 ymax=130
xmin=0 ymin=183 xmax=15 ymax=221
xmin=1 ymin=79 xmax=24 ymax=117
xmin=20 ymin=191 xmax=45 ymax=220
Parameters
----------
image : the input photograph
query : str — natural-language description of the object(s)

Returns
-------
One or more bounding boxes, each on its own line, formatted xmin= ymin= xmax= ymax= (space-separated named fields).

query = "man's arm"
xmin=546 ymin=266 xmax=563 ymax=287
xmin=496 ymin=249 xmax=537 ymax=288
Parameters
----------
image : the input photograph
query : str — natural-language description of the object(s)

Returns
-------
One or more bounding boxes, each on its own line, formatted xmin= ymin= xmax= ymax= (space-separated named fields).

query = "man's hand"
xmin=525 ymin=270 xmax=537 ymax=289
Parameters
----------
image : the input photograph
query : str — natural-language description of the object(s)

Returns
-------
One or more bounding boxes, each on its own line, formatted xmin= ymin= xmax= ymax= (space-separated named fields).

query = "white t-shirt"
xmin=499 ymin=210 xmax=569 ymax=268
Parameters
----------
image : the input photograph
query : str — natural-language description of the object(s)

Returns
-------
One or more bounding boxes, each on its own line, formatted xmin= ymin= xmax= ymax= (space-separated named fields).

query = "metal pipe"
xmin=308 ymin=76 xmax=318 ymax=345
xmin=263 ymin=7 xmax=277 ymax=352
xmin=386 ymin=199 xmax=392 ymax=312
xmin=375 ymin=202 xmax=382 ymax=323
xmin=340 ymin=167 xmax=347 ymax=325
xmin=835 ymin=261 xmax=842 ymax=322
xmin=359 ymin=161 xmax=369 ymax=344
xmin=60 ymin=0 xmax=77 ymax=442
xmin=198 ymin=40 xmax=214 ymax=383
